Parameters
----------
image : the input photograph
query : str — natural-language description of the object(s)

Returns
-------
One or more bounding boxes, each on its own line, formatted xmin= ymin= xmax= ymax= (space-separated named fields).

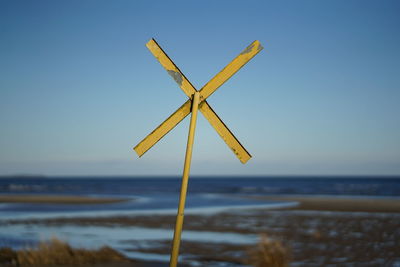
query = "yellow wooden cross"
xmin=134 ymin=38 xmax=263 ymax=267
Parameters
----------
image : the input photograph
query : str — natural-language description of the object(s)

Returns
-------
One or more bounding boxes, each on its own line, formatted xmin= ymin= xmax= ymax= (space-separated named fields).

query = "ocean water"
xmin=0 ymin=176 xmax=399 ymax=217
xmin=2 ymin=176 xmax=400 ymax=196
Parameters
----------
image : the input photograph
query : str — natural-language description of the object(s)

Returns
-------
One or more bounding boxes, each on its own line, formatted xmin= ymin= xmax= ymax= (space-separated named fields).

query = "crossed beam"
xmin=134 ymin=39 xmax=262 ymax=266
xmin=134 ymin=39 xmax=263 ymax=163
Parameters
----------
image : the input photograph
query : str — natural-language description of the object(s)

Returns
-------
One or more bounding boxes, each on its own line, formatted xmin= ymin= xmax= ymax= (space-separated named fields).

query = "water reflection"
xmin=0 ymin=223 xmax=258 ymax=262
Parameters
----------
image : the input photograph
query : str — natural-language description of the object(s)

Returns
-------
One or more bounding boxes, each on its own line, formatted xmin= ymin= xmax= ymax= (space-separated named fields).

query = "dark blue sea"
xmin=2 ymin=176 xmax=400 ymax=196
xmin=0 ymin=176 xmax=399 ymax=217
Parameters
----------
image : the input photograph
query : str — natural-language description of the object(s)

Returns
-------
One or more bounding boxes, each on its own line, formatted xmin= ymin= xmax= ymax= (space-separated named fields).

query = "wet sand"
xmin=258 ymin=195 xmax=400 ymax=213
xmin=1 ymin=195 xmax=399 ymax=266
xmin=0 ymin=194 xmax=130 ymax=204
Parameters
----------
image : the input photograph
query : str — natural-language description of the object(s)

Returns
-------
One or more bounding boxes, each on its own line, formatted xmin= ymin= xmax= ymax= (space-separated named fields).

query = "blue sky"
xmin=0 ymin=0 xmax=399 ymax=176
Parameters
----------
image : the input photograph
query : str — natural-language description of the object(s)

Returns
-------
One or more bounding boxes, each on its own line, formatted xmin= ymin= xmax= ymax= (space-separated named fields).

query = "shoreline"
xmin=257 ymin=195 xmax=400 ymax=213
xmin=2 ymin=194 xmax=399 ymax=228
xmin=1 ymin=193 xmax=399 ymax=211
xmin=0 ymin=194 xmax=130 ymax=204
xmin=0 ymin=194 xmax=399 ymax=266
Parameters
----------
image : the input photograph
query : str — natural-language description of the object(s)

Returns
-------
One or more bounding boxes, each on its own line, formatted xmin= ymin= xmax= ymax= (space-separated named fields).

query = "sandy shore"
xmin=259 ymin=195 xmax=400 ymax=213
xmin=1 ymin=195 xmax=399 ymax=266
xmin=0 ymin=194 xmax=130 ymax=204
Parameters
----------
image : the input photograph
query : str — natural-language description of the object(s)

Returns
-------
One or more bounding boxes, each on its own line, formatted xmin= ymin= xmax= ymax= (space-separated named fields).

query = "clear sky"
xmin=0 ymin=0 xmax=399 ymax=176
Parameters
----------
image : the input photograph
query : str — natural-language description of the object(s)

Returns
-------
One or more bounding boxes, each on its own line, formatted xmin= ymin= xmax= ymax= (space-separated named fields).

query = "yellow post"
xmin=169 ymin=92 xmax=200 ymax=267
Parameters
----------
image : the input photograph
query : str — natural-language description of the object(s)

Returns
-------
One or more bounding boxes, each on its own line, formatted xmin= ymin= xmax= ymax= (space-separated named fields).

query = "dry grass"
xmin=0 ymin=237 xmax=129 ymax=266
xmin=0 ymin=247 xmax=17 ymax=266
xmin=248 ymin=234 xmax=291 ymax=267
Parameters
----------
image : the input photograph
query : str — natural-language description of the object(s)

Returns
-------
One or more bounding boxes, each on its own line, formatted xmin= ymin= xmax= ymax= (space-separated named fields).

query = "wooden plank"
xmin=146 ymin=39 xmax=263 ymax=101
xmin=199 ymin=101 xmax=251 ymax=164
xmin=134 ymin=98 xmax=251 ymax=163
xmin=170 ymin=92 xmax=201 ymax=267
xmin=137 ymin=39 xmax=262 ymax=162
xmin=199 ymin=40 xmax=263 ymax=100
xmin=134 ymin=99 xmax=191 ymax=157
xmin=146 ymin=39 xmax=196 ymax=97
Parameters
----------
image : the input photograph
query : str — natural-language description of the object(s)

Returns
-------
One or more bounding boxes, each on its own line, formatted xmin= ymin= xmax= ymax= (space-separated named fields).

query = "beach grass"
xmin=0 ymin=237 xmax=130 ymax=266
xmin=247 ymin=234 xmax=290 ymax=267
xmin=0 ymin=236 xmax=291 ymax=267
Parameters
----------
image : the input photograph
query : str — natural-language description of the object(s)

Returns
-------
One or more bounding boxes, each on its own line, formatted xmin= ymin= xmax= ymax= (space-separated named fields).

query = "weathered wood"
xmin=199 ymin=40 xmax=263 ymax=100
xmin=136 ymin=39 xmax=262 ymax=162
xmin=199 ymin=101 xmax=251 ymax=163
xmin=134 ymin=39 xmax=262 ymax=267
xmin=169 ymin=92 xmax=200 ymax=267
xmin=134 ymin=99 xmax=191 ymax=157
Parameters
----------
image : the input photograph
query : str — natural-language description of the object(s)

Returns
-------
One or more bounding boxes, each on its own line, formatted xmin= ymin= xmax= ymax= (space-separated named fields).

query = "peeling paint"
xmin=240 ymin=43 xmax=254 ymax=55
xmin=139 ymin=39 xmax=260 ymax=164
xmin=167 ymin=69 xmax=183 ymax=86
xmin=257 ymin=42 xmax=264 ymax=52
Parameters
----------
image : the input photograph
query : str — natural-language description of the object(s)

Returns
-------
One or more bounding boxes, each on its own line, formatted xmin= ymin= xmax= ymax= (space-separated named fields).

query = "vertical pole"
xmin=169 ymin=92 xmax=200 ymax=267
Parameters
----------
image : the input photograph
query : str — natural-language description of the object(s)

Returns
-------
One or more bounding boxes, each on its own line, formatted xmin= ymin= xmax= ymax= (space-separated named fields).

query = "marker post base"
xmin=169 ymin=92 xmax=200 ymax=267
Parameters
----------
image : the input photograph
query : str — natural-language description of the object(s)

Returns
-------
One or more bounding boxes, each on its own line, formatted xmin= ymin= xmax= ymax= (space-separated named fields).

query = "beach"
xmin=1 ymin=177 xmax=399 ymax=266
xmin=1 ymin=194 xmax=399 ymax=212
xmin=1 ymin=194 xmax=399 ymax=266
xmin=255 ymin=195 xmax=400 ymax=213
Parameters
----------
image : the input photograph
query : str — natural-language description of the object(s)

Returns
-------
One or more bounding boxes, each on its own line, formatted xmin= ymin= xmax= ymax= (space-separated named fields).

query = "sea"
xmin=0 ymin=176 xmax=399 ymax=218
xmin=0 ymin=176 xmax=399 ymax=264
